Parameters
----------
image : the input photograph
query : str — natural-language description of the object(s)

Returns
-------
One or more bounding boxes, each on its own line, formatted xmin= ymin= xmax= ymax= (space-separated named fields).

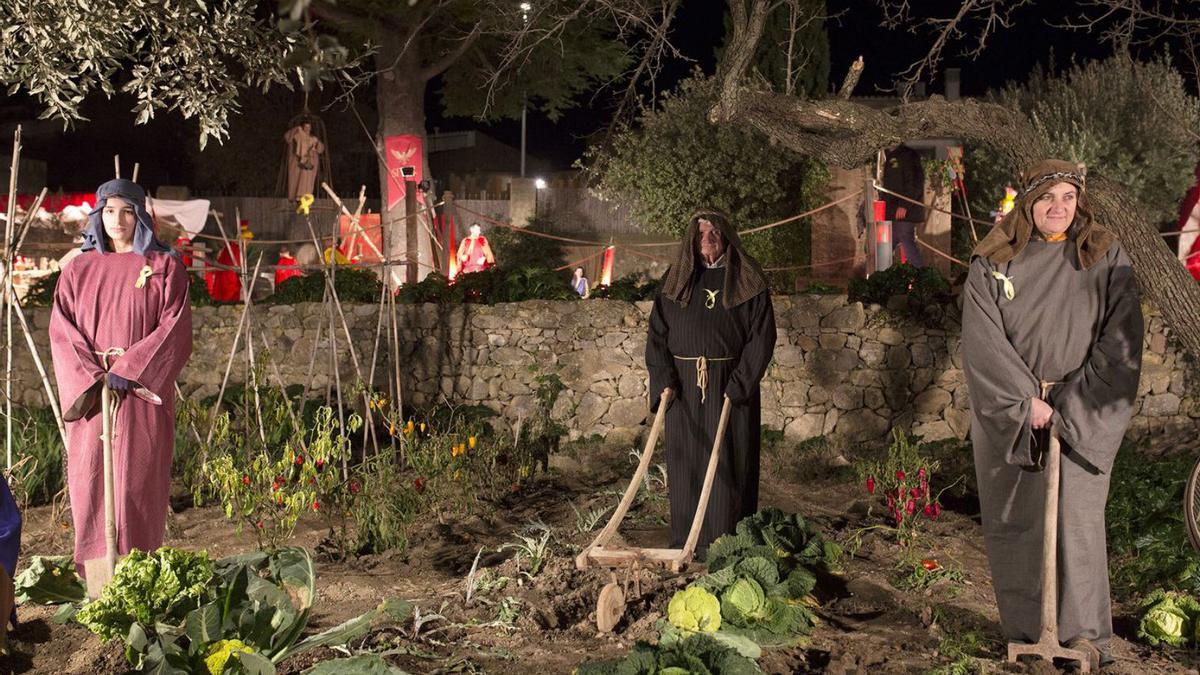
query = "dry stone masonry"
xmin=14 ymin=296 xmax=1196 ymax=445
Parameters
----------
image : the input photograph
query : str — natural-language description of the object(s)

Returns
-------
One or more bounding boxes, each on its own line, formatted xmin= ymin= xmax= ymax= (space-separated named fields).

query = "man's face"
xmin=1031 ymin=182 xmax=1078 ymax=236
xmin=470 ymin=225 xmax=482 ymax=237
xmin=102 ymin=197 xmax=136 ymax=250
xmin=696 ymin=218 xmax=726 ymax=262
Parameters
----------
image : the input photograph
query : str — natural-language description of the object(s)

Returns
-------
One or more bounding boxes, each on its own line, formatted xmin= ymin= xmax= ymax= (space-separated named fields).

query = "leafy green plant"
xmin=488 ymin=218 xmax=567 ymax=269
xmin=23 ymin=270 xmax=59 ymax=307
xmin=13 ymin=555 xmax=86 ymax=605
xmin=7 ymin=405 xmax=65 ymax=509
xmin=1106 ymin=445 xmax=1200 ymax=600
xmin=500 ymin=527 xmax=553 ymax=580
xmin=1136 ymin=589 xmax=1200 ymax=647
xmin=857 ymin=430 xmax=949 ymax=543
xmin=270 ymin=268 xmax=383 ymax=304
xmin=589 ymin=273 xmax=662 ymax=301
xmin=892 ymin=553 xmax=964 ymax=592
xmin=574 ymin=633 xmax=763 ymax=675
xmin=847 ymin=263 xmax=950 ymax=321
xmin=76 ymin=547 xmax=215 ymax=642
xmin=203 ymin=406 xmax=362 ymax=551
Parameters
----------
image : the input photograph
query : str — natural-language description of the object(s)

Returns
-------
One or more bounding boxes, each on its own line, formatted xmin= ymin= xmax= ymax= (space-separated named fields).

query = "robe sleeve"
xmin=107 ymin=257 xmax=194 ymax=403
xmin=1049 ymin=244 xmax=1143 ymax=470
xmin=961 ymin=257 xmax=1041 ymax=467
xmin=49 ymin=262 xmax=104 ymax=421
xmin=724 ymin=291 xmax=776 ymax=405
xmin=646 ymin=294 xmax=681 ymax=413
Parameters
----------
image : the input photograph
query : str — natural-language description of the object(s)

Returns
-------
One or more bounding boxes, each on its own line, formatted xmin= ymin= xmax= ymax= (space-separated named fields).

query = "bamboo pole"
xmin=113 ymin=155 xmax=120 ymax=180
xmin=131 ymin=163 xmax=140 ymax=184
xmin=4 ymin=126 xmax=21 ymax=471
xmin=11 ymin=297 xmax=66 ymax=448
xmin=203 ymin=257 xmax=264 ymax=446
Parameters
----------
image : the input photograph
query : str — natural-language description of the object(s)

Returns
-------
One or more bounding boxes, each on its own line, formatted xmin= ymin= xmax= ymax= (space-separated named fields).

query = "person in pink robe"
xmin=49 ymin=179 xmax=193 ymax=591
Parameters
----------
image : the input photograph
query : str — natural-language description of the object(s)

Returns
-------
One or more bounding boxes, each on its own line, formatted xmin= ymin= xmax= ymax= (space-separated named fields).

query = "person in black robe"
xmin=646 ymin=210 xmax=776 ymax=553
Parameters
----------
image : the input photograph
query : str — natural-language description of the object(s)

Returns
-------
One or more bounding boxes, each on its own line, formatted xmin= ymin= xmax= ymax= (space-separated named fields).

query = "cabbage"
xmin=1136 ymin=589 xmax=1200 ymax=647
xmin=667 ymin=586 xmax=721 ymax=633
xmin=76 ymin=547 xmax=215 ymax=641
xmin=721 ymin=578 xmax=768 ymax=624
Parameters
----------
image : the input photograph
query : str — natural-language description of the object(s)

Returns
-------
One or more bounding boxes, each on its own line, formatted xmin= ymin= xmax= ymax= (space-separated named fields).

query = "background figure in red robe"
xmin=205 ymin=222 xmax=250 ymax=302
xmin=275 ymin=245 xmax=303 ymax=287
xmin=49 ymin=179 xmax=192 ymax=596
xmin=456 ymin=223 xmax=495 ymax=274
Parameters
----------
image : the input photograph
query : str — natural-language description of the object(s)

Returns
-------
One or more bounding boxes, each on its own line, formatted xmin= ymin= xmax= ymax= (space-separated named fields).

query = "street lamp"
xmin=534 ymin=178 xmax=547 ymax=190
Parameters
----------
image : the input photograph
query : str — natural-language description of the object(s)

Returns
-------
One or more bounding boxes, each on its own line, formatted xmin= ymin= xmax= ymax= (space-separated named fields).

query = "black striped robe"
xmin=646 ymin=267 xmax=776 ymax=552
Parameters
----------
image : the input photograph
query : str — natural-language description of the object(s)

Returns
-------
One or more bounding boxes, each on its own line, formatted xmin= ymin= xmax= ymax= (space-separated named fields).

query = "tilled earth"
xmin=4 ymin=436 xmax=1199 ymax=674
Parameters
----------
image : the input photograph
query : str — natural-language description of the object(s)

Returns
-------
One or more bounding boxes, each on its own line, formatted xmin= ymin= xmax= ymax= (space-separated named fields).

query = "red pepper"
xmin=924 ymin=503 xmax=934 ymax=517
xmin=256 ymin=520 xmax=264 ymax=530
xmin=413 ymin=477 xmax=425 ymax=492
xmin=866 ymin=477 xmax=876 ymax=495
xmin=905 ymin=499 xmax=916 ymax=515
xmin=312 ymin=500 xmax=319 ymax=511
xmin=931 ymin=503 xmax=942 ymax=519
xmin=918 ymin=467 xmax=927 ymax=480
xmin=921 ymin=558 xmax=939 ymax=571
xmin=294 ymin=455 xmax=305 ymax=466
xmin=241 ymin=475 xmax=251 ymax=486
xmin=920 ymin=479 xmax=929 ymax=496
xmin=895 ymin=470 xmax=906 ymax=481
xmin=910 ymin=487 xmax=921 ymax=499
xmin=350 ymin=480 xmax=361 ymax=494
xmin=315 ymin=459 xmax=325 ymax=473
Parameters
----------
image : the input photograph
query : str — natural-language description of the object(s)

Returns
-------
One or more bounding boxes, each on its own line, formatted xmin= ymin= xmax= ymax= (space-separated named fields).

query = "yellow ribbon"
xmin=297 ymin=194 xmax=314 ymax=215
xmin=990 ymin=270 xmax=1015 ymax=300
xmin=134 ymin=265 xmax=153 ymax=289
xmin=703 ymin=288 xmax=720 ymax=309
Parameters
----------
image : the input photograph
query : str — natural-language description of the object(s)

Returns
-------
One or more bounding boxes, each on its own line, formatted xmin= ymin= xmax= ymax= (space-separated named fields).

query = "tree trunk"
xmin=375 ymin=31 xmax=434 ymax=285
xmin=711 ymin=0 xmax=1200 ymax=360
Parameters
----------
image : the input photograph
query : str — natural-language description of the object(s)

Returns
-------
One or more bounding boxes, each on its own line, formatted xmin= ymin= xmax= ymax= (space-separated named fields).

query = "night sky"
xmin=1 ymin=2 xmax=1138 ymax=192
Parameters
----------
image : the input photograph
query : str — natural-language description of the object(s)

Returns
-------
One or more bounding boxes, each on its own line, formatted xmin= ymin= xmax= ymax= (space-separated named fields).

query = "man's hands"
xmin=106 ymin=372 xmax=136 ymax=393
xmin=1030 ymin=397 xmax=1054 ymax=429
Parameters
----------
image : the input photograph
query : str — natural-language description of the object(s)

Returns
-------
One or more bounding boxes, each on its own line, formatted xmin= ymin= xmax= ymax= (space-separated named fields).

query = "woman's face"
xmin=1030 ymin=182 xmax=1078 ymax=236
xmin=102 ymin=197 xmax=137 ymax=252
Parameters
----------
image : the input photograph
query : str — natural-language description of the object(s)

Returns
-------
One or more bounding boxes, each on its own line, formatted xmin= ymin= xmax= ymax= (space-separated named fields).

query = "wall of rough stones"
xmin=13 ymin=296 xmax=1195 ymax=444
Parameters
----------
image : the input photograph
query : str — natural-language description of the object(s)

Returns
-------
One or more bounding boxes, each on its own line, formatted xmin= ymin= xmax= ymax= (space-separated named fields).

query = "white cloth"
xmin=145 ymin=198 xmax=210 ymax=240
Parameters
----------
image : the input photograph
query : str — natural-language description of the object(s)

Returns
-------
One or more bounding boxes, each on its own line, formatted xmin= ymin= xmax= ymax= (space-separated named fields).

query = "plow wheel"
xmin=596 ymin=582 xmax=626 ymax=633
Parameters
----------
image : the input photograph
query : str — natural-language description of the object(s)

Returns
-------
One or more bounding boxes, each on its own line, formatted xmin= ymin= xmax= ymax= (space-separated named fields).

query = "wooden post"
xmin=863 ymin=178 xmax=877 ymax=276
xmin=405 ymin=179 xmax=418 ymax=285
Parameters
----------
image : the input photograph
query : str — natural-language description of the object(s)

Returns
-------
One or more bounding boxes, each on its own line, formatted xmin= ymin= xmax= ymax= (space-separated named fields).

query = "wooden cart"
xmin=575 ymin=390 xmax=732 ymax=632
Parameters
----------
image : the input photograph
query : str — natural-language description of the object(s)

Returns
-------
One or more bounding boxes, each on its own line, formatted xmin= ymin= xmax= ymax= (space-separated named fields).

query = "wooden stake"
xmin=113 ymin=155 xmax=120 ymax=180
xmin=4 ymin=126 xmax=21 ymax=471
xmin=131 ymin=162 xmax=140 ymax=184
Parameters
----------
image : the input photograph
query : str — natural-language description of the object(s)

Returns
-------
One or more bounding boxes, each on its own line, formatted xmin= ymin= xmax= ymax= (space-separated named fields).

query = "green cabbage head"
xmin=1138 ymin=597 xmax=1190 ymax=647
xmin=667 ymin=586 xmax=721 ymax=633
xmin=721 ymin=577 xmax=768 ymax=625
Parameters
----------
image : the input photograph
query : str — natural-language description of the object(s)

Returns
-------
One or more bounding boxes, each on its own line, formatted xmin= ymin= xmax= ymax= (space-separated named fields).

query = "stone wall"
xmin=13 ymin=296 xmax=1196 ymax=444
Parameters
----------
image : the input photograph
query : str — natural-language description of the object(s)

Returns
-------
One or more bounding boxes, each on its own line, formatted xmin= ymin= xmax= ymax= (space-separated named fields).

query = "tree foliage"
xmin=965 ymin=55 xmax=1200 ymax=225
xmin=0 ymin=0 xmax=300 ymax=148
xmin=591 ymin=75 xmax=828 ymax=285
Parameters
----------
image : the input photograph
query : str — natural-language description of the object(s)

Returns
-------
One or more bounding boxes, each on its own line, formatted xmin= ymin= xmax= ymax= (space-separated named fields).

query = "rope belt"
xmin=674 ymin=355 xmax=735 ymax=404
xmin=1039 ymin=379 xmax=1060 ymax=400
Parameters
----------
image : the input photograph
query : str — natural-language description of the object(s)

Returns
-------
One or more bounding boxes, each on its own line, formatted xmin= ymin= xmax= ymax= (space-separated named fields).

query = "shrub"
xmin=270 ymin=267 xmax=382 ymax=304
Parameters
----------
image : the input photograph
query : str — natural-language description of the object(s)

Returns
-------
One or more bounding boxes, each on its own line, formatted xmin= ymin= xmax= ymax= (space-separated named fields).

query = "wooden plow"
xmin=575 ymin=391 xmax=732 ymax=632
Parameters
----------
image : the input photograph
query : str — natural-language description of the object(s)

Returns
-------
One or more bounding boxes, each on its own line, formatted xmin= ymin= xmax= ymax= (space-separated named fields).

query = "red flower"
xmin=895 ymin=470 xmax=906 ymax=482
xmin=905 ymin=499 xmax=916 ymax=515
xmin=866 ymin=477 xmax=876 ymax=495
xmin=350 ymin=480 xmax=361 ymax=494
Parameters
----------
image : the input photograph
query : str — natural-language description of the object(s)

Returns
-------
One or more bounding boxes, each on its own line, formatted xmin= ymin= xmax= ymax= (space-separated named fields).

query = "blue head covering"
xmin=82 ymin=179 xmax=173 ymax=256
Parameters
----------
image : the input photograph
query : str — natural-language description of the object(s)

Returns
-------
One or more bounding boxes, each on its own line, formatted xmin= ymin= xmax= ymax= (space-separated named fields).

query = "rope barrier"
xmin=554 ymin=248 xmax=608 ymax=272
xmin=622 ymin=246 xmax=671 ymax=263
xmin=737 ymin=191 xmax=865 ymax=236
xmin=914 ymin=235 xmax=970 ymax=268
xmin=189 ymin=200 xmax=444 ymax=246
xmin=761 ymin=255 xmax=861 ymax=272
xmin=453 ymin=203 xmax=625 ymax=246
xmin=872 ymin=181 xmax=998 ymax=229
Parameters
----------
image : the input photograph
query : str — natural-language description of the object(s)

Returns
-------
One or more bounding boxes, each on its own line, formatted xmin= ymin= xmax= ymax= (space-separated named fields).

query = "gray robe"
xmin=962 ymin=237 xmax=1143 ymax=650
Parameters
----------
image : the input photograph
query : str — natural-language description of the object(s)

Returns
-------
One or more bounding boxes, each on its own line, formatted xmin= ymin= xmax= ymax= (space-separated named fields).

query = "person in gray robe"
xmin=962 ymin=159 xmax=1143 ymax=663
xmin=646 ymin=210 xmax=776 ymax=553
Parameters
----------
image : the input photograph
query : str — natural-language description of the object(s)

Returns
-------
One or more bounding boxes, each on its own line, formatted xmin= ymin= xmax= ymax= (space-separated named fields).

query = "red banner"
xmin=384 ymin=135 xmax=424 ymax=211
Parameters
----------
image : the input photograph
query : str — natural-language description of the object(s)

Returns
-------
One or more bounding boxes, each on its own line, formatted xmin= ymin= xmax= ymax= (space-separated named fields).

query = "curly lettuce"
xmin=76 ymin=547 xmax=215 ymax=641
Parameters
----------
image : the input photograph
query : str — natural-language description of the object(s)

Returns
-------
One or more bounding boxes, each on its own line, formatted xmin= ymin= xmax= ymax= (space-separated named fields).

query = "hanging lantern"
xmin=599 ymin=245 xmax=615 ymax=286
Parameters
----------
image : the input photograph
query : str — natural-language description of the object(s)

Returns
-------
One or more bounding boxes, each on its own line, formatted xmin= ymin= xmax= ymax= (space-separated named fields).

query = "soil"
xmin=3 ymin=436 xmax=1199 ymax=675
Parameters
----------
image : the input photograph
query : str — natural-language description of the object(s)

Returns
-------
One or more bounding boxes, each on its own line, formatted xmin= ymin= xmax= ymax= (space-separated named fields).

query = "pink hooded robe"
xmin=50 ymin=250 xmax=192 ymax=574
